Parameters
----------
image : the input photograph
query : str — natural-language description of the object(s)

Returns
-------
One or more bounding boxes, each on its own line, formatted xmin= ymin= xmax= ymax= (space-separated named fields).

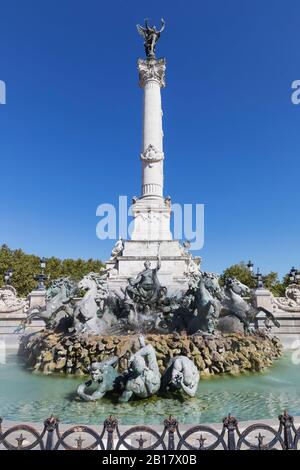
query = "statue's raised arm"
xmin=158 ymin=18 xmax=165 ymax=33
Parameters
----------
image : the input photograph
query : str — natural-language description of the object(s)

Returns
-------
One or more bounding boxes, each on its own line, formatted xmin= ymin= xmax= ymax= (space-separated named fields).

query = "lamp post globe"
xmin=247 ymin=260 xmax=254 ymax=274
xmin=288 ymin=266 xmax=300 ymax=284
xmin=4 ymin=268 xmax=13 ymax=286
xmin=40 ymin=257 xmax=46 ymax=271
xmin=34 ymin=257 xmax=47 ymax=290
xmin=255 ymin=268 xmax=264 ymax=289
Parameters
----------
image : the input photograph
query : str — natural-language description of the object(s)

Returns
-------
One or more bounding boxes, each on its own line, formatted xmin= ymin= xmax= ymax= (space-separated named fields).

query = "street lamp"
xmin=4 ymin=267 xmax=13 ymax=285
xmin=40 ymin=257 xmax=46 ymax=272
xmin=34 ymin=257 xmax=47 ymax=290
xmin=247 ymin=260 xmax=254 ymax=274
xmin=288 ymin=266 xmax=300 ymax=284
xmin=254 ymin=268 xmax=264 ymax=289
xmin=247 ymin=261 xmax=264 ymax=288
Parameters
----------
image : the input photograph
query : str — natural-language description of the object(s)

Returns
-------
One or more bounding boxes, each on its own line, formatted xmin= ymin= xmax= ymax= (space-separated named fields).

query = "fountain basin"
xmin=1 ymin=349 xmax=299 ymax=426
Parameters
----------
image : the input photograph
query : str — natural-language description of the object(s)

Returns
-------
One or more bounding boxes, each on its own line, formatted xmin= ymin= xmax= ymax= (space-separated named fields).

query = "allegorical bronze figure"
xmin=137 ymin=18 xmax=165 ymax=58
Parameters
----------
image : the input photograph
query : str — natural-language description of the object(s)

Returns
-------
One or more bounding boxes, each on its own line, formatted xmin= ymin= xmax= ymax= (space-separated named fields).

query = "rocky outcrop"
xmin=19 ymin=331 xmax=282 ymax=377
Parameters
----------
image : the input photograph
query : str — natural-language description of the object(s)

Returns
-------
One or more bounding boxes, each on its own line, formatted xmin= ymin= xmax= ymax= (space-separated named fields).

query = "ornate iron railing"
xmin=0 ymin=411 xmax=299 ymax=450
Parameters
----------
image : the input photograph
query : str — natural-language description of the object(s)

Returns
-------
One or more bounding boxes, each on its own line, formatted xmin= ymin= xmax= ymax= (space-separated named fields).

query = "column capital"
xmin=138 ymin=58 xmax=166 ymax=88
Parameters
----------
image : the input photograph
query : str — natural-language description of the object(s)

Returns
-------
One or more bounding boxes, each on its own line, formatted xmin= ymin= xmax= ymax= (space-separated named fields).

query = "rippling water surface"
xmin=0 ymin=351 xmax=299 ymax=425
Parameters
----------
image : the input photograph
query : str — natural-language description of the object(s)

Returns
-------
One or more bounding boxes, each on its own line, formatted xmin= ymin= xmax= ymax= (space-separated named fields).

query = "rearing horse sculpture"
xmin=184 ymin=273 xmax=221 ymax=334
xmin=220 ymin=277 xmax=280 ymax=332
xmin=21 ymin=277 xmax=77 ymax=331
xmin=166 ymin=272 xmax=222 ymax=335
xmin=71 ymin=273 xmax=116 ymax=335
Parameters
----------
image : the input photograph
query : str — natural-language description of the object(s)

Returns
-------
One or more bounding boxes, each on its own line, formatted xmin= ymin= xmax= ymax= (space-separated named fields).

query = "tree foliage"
xmin=0 ymin=244 xmax=104 ymax=297
xmin=220 ymin=262 xmax=256 ymax=288
xmin=220 ymin=261 xmax=289 ymax=296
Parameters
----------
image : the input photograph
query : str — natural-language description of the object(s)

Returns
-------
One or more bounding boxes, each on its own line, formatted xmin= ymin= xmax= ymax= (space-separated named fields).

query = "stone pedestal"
xmin=253 ymin=288 xmax=273 ymax=311
xmin=106 ymin=240 xmax=200 ymax=295
xmin=28 ymin=289 xmax=46 ymax=309
xmin=131 ymin=197 xmax=172 ymax=241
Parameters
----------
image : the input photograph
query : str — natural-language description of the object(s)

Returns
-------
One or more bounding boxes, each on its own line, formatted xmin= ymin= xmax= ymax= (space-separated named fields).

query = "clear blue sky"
xmin=0 ymin=0 xmax=299 ymax=278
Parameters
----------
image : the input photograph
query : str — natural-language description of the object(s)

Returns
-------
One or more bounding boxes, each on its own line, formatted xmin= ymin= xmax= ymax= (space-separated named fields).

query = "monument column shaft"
xmin=143 ymin=80 xmax=163 ymax=153
xmin=142 ymin=79 xmax=164 ymax=197
xmin=131 ymin=57 xmax=171 ymax=241
xmin=138 ymin=58 xmax=166 ymax=199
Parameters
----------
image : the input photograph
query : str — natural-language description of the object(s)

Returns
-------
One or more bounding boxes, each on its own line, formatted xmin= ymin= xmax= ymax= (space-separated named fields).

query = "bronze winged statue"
xmin=137 ymin=18 xmax=165 ymax=59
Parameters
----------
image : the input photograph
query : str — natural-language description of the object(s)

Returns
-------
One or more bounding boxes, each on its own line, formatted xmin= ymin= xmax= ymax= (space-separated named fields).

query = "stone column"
xmin=130 ymin=58 xmax=172 ymax=241
xmin=139 ymin=58 xmax=165 ymax=198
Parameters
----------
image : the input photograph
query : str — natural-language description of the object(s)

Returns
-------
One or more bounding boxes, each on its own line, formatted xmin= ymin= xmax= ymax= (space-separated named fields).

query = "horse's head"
xmin=46 ymin=277 xmax=75 ymax=302
xmin=46 ymin=278 xmax=64 ymax=299
xmin=78 ymin=274 xmax=94 ymax=291
xmin=225 ymin=277 xmax=251 ymax=297
xmin=63 ymin=277 xmax=77 ymax=296
xmin=202 ymin=272 xmax=222 ymax=297
xmin=78 ymin=272 xmax=100 ymax=291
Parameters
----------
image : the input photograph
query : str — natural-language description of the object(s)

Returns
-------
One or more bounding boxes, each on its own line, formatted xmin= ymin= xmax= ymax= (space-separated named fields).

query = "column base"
xmin=130 ymin=196 xmax=172 ymax=241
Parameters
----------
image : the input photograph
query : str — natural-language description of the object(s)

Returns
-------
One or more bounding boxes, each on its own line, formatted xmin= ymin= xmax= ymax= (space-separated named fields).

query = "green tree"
xmin=0 ymin=245 xmax=104 ymax=297
xmin=263 ymin=271 xmax=286 ymax=296
xmin=220 ymin=262 xmax=256 ymax=288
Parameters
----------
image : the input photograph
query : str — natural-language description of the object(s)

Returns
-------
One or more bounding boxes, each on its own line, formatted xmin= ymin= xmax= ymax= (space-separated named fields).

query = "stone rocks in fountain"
xmin=19 ymin=331 xmax=283 ymax=378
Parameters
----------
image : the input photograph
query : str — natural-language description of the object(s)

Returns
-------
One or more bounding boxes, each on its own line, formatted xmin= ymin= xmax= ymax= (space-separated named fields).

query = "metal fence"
xmin=0 ymin=411 xmax=299 ymax=450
